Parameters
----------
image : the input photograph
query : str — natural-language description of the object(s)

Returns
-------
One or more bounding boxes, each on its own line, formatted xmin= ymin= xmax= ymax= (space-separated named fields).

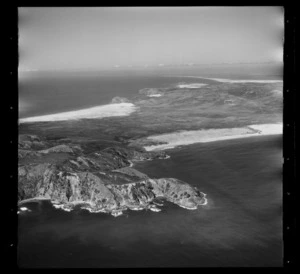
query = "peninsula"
xmin=18 ymin=134 xmax=207 ymax=216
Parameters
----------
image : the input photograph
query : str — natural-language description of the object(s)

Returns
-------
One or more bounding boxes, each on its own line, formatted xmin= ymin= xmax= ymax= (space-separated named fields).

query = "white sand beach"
xmin=179 ymin=76 xmax=283 ymax=84
xmin=203 ymin=78 xmax=283 ymax=83
xmin=19 ymin=103 xmax=138 ymax=123
xmin=144 ymin=123 xmax=283 ymax=151
xmin=170 ymin=75 xmax=283 ymax=84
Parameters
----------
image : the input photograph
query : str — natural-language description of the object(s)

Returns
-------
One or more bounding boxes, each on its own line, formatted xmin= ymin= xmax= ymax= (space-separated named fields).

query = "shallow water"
xmin=18 ymin=135 xmax=282 ymax=267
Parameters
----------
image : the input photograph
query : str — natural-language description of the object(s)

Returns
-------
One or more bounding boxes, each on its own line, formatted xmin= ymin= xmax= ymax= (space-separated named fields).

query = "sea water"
xmin=19 ymin=64 xmax=282 ymax=119
xmin=19 ymin=71 xmax=215 ymax=119
xmin=18 ymin=135 xmax=282 ymax=267
xmin=18 ymin=65 xmax=282 ymax=267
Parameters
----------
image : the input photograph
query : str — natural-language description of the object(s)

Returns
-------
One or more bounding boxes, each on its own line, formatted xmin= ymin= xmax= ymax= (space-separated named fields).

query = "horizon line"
xmin=19 ymin=61 xmax=283 ymax=72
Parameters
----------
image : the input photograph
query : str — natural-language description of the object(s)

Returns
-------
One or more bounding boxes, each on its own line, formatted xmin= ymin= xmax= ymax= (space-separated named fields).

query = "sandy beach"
xmin=144 ymin=123 xmax=283 ymax=151
xmin=19 ymin=103 xmax=138 ymax=123
xmin=200 ymin=78 xmax=283 ymax=83
xmin=173 ymin=76 xmax=283 ymax=84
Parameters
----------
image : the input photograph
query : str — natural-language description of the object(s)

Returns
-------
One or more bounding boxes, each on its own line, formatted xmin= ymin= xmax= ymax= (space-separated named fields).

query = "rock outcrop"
xmin=111 ymin=96 xmax=130 ymax=104
xmin=18 ymin=164 xmax=207 ymax=214
xmin=18 ymin=135 xmax=207 ymax=216
xmin=18 ymin=134 xmax=49 ymax=150
xmin=138 ymin=88 xmax=162 ymax=96
xmin=39 ymin=144 xmax=79 ymax=154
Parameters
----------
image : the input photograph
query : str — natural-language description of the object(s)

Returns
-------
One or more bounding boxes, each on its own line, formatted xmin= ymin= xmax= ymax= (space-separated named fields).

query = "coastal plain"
xmin=19 ymin=79 xmax=282 ymax=146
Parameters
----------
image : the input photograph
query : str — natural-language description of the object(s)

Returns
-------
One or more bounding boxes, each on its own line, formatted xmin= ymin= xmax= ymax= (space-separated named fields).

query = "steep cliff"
xmin=18 ymin=135 xmax=207 ymax=216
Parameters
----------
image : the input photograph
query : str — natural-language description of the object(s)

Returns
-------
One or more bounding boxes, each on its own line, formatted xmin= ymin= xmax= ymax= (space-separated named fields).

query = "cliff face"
xmin=19 ymin=165 xmax=207 ymax=214
xmin=18 ymin=135 xmax=207 ymax=216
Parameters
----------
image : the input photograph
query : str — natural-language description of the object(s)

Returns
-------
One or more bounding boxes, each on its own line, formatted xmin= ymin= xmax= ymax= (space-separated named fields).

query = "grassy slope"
xmin=19 ymin=82 xmax=282 ymax=146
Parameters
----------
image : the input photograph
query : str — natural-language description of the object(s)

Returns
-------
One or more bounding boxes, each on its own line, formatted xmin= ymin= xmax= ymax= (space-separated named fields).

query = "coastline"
xmin=172 ymin=76 xmax=283 ymax=84
xmin=18 ymin=135 xmax=206 ymax=216
xmin=196 ymin=77 xmax=283 ymax=83
xmin=19 ymin=102 xmax=138 ymax=123
xmin=144 ymin=123 xmax=282 ymax=151
xmin=18 ymin=197 xmax=51 ymax=205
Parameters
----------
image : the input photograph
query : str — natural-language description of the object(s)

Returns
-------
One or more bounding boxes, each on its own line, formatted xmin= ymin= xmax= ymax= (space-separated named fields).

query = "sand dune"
xmin=144 ymin=123 xmax=282 ymax=151
xmin=19 ymin=103 xmax=138 ymax=123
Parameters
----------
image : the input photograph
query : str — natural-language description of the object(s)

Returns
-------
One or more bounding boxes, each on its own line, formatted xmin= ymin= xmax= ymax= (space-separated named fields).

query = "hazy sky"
xmin=19 ymin=7 xmax=284 ymax=71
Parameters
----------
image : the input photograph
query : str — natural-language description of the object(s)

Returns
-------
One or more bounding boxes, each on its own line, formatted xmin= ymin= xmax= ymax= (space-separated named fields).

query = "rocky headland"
xmin=18 ymin=134 xmax=207 ymax=216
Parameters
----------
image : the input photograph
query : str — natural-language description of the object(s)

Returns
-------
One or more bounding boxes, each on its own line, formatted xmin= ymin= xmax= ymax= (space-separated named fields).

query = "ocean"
xmin=19 ymin=72 xmax=214 ymax=119
xmin=19 ymin=63 xmax=282 ymax=119
xmin=18 ymin=135 xmax=282 ymax=267
xmin=18 ymin=65 xmax=283 ymax=267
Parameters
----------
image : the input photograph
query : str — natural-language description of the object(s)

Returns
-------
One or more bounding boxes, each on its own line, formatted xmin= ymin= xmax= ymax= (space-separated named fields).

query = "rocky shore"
xmin=18 ymin=134 xmax=207 ymax=216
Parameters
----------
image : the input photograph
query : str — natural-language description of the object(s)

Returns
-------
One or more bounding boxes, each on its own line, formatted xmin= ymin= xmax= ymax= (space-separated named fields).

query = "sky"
xmin=19 ymin=7 xmax=284 ymax=71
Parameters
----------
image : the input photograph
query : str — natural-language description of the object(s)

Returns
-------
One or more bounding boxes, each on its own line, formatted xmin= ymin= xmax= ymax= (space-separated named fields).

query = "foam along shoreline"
xmin=177 ymin=83 xmax=208 ymax=88
xmin=144 ymin=123 xmax=283 ymax=151
xmin=18 ymin=206 xmax=32 ymax=214
xmin=177 ymin=76 xmax=283 ymax=84
xmin=19 ymin=103 xmax=138 ymax=123
xmin=18 ymin=197 xmax=51 ymax=205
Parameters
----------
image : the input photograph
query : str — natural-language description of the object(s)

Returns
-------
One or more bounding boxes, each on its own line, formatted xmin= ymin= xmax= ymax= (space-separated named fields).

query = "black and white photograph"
xmin=17 ymin=7 xmax=284 ymax=267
